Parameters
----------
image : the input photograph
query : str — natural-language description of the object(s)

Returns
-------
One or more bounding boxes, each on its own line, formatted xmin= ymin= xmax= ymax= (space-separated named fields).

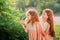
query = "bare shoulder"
xmin=35 ymin=22 xmax=41 ymax=25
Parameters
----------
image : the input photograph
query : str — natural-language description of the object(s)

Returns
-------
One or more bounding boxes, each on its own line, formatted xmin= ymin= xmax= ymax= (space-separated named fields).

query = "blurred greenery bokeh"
xmin=0 ymin=0 xmax=60 ymax=40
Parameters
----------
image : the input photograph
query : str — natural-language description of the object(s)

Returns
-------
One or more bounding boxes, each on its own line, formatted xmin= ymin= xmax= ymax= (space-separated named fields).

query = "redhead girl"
xmin=19 ymin=9 xmax=45 ymax=40
xmin=41 ymin=9 xmax=55 ymax=40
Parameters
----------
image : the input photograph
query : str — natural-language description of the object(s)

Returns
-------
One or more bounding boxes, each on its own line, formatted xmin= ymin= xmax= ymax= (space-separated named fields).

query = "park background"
xmin=0 ymin=0 xmax=60 ymax=40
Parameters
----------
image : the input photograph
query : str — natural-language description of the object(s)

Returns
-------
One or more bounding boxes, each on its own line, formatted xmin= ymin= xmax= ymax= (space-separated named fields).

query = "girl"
xmin=41 ymin=9 xmax=55 ymax=40
xmin=19 ymin=9 xmax=45 ymax=40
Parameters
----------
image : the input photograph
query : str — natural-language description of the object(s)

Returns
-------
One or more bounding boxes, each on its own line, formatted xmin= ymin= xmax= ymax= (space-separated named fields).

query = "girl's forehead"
xmin=26 ymin=12 xmax=28 ymax=15
xmin=26 ymin=12 xmax=29 ymax=15
xmin=43 ymin=12 xmax=45 ymax=14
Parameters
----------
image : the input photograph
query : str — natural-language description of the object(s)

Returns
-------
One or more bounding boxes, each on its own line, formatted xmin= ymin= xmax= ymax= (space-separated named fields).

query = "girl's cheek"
xmin=28 ymin=15 xmax=30 ymax=18
xmin=47 ymin=16 xmax=48 ymax=18
xmin=26 ymin=16 xmax=29 ymax=19
xmin=42 ymin=15 xmax=44 ymax=18
xmin=30 ymin=16 xmax=31 ymax=19
xmin=26 ymin=15 xmax=29 ymax=20
xmin=43 ymin=15 xmax=45 ymax=18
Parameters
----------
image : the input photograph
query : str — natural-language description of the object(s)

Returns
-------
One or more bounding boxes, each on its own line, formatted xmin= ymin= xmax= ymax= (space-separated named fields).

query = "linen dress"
xmin=40 ymin=20 xmax=53 ymax=40
xmin=36 ymin=22 xmax=43 ymax=40
xmin=25 ymin=22 xmax=43 ymax=40
xmin=25 ymin=23 xmax=37 ymax=40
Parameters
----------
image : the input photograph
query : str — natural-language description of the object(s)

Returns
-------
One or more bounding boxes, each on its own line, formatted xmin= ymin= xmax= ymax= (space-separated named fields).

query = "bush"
xmin=0 ymin=0 xmax=28 ymax=40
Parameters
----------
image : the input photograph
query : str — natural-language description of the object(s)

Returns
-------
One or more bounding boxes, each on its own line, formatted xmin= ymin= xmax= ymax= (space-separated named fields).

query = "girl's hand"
xmin=19 ymin=20 xmax=26 ymax=29
xmin=19 ymin=20 xmax=24 ymax=25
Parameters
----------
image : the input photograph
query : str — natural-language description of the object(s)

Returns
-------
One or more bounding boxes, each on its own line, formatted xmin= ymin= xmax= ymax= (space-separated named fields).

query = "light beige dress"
xmin=25 ymin=23 xmax=37 ymax=40
xmin=25 ymin=22 xmax=43 ymax=40
xmin=40 ymin=20 xmax=53 ymax=40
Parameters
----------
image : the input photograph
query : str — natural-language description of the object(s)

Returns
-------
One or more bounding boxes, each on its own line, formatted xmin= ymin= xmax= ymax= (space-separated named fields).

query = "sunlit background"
xmin=0 ymin=0 xmax=60 ymax=40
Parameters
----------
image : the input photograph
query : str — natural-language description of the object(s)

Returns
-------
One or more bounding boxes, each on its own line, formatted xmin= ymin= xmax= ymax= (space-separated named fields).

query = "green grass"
xmin=54 ymin=24 xmax=60 ymax=40
xmin=54 ymin=24 xmax=60 ymax=37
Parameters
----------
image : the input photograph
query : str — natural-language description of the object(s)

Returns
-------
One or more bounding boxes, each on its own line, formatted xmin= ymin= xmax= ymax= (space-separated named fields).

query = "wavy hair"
xmin=42 ymin=9 xmax=55 ymax=37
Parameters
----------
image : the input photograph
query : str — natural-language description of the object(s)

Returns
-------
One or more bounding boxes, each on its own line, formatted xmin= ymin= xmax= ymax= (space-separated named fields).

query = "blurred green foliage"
xmin=0 ymin=0 xmax=60 ymax=40
xmin=54 ymin=24 xmax=60 ymax=40
xmin=0 ymin=0 xmax=28 ymax=40
xmin=16 ymin=0 xmax=60 ymax=15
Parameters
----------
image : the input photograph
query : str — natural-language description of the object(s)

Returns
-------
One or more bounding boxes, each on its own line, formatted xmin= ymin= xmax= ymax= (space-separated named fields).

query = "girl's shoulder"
xmin=35 ymin=22 xmax=41 ymax=26
xmin=34 ymin=21 xmax=39 ymax=24
xmin=27 ymin=22 xmax=40 ymax=27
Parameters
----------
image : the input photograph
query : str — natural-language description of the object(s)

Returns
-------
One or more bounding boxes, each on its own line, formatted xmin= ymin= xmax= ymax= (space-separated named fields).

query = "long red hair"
xmin=26 ymin=9 xmax=39 ymax=25
xmin=43 ymin=9 xmax=55 ymax=37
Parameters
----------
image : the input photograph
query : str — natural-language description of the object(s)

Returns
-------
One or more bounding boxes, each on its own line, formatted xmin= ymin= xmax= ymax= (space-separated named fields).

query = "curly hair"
xmin=26 ymin=9 xmax=39 ymax=25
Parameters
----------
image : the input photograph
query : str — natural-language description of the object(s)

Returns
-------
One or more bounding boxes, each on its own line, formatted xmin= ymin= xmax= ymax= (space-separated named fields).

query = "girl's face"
xmin=26 ymin=13 xmax=31 ymax=20
xmin=42 ymin=12 xmax=48 ymax=21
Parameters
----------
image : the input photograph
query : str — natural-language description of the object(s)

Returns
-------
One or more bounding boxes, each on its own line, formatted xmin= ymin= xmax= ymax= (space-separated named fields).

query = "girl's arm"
xmin=45 ymin=24 xmax=50 ymax=35
xmin=21 ymin=24 xmax=26 ymax=30
xmin=37 ymin=22 xmax=45 ymax=36
xmin=21 ymin=24 xmax=28 ymax=32
xmin=25 ymin=24 xmax=28 ymax=32
xmin=19 ymin=20 xmax=25 ymax=29
xmin=40 ymin=26 xmax=46 ymax=36
xmin=19 ymin=20 xmax=28 ymax=32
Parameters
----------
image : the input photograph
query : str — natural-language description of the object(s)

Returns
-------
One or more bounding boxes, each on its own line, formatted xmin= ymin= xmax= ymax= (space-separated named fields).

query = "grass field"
xmin=54 ymin=24 xmax=60 ymax=40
